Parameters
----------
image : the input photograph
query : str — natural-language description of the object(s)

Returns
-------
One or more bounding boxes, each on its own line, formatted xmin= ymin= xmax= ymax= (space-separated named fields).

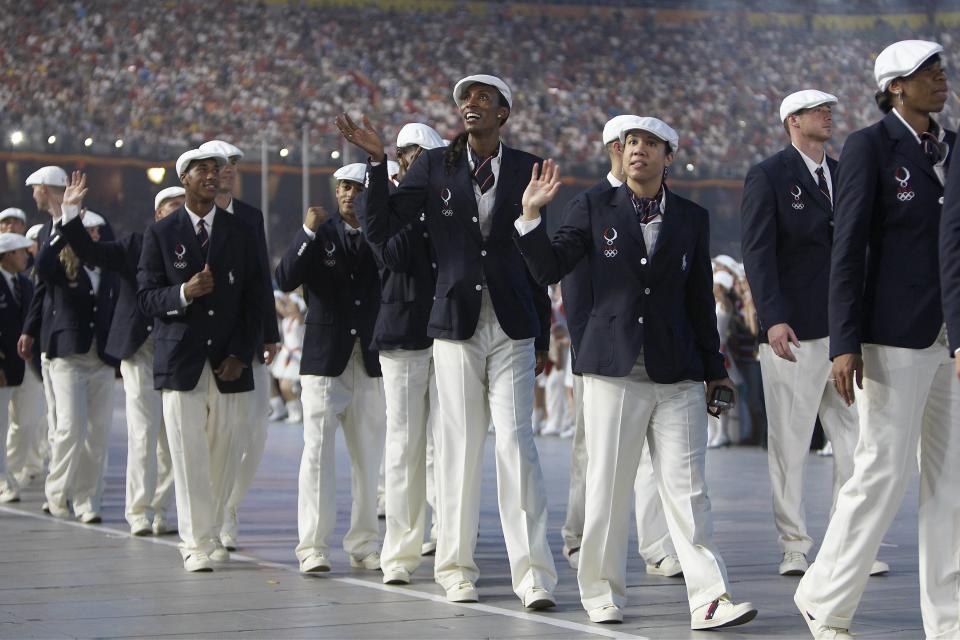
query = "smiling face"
xmin=459 ymin=83 xmax=509 ymax=133
xmin=892 ymin=55 xmax=949 ymax=114
xmin=621 ymin=130 xmax=673 ymax=185
xmin=180 ymin=159 xmax=221 ymax=205
xmin=336 ymin=180 xmax=363 ymax=216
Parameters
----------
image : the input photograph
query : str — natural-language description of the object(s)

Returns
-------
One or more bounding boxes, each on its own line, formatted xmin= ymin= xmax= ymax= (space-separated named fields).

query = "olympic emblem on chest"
xmin=323 ymin=241 xmax=337 ymax=267
xmin=440 ymin=188 xmax=454 ymax=217
xmin=601 ymin=227 xmax=619 ymax=258
xmin=894 ymin=167 xmax=915 ymax=201
xmin=173 ymin=243 xmax=187 ymax=269
xmin=790 ymin=185 xmax=805 ymax=210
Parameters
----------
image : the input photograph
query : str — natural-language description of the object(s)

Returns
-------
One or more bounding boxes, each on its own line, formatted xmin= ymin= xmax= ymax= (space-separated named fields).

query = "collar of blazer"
xmin=882 ymin=111 xmax=945 ymax=188
xmin=608 ymin=182 xmax=681 ymax=262
xmin=782 ymin=144 xmax=834 ymax=213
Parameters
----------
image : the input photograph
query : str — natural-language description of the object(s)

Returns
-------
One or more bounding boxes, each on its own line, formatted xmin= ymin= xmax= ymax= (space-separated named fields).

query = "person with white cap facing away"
xmin=56 ymin=179 xmax=182 ymax=536
xmin=741 ymin=88 xmax=890 ymax=579
xmin=275 ymin=162 xmax=385 ymax=574
xmin=708 ymin=269 xmax=743 ymax=449
xmin=794 ymin=40 xmax=958 ymax=640
xmin=137 ymin=148 xmax=265 ymax=572
xmin=34 ymin=172 xmax=119 ymax=524
xmin=0 ymin=232 xmax=39 ymax=503
xmin=0 ymin=209 xmax=27 ymax=236
xmin=197 ymin=139 xmax=281 ymax=553
xmin=560 ymin=114 xmax=682 ymax=582
xmin=514 ymin=116 xmax=756 ymax=628
xmin=336 ymin=74 xmax=557 ymax=609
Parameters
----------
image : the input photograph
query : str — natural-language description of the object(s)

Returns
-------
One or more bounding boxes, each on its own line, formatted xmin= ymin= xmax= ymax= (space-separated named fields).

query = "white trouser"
xmin=561 ymin=375 xmax=675 ymax=564
xmin=379 ymin=347 xmax=439 ymax=574
xmin=5 ymin=366 xmax=47 ymax=479
xmin=579 ymin=362 xmax=730 ymax=613
xmin=122 ymin=338 xmax=175 ymax=526
xmin=543 ymin=359 xmax=569 ymax=433
xmin=41 ymin=353 xmax=57 ymax=455
xmin=431 ymin=290 xmax=557 ymax=598
xmin=797 ymin=338 xmax=960 ymax=637
xmin=760 ymin=338 xmax=858 ymax=554
xmin=0 ymin=387 xmax=16 ymax=494
xmin=425 ymin=380 xmax=440 ymax=543
xmin=295 ymin=342 xmax=386 ymax=561
xmin=44 ymin=349 xmax=115 ymax=517
xmin=222 ymin=360 xmax=270 ymax=539
xmin=163 ymin=362 xmax=241 ymax=559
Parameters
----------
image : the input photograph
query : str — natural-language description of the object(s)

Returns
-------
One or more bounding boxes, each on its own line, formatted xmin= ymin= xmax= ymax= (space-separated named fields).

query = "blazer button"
xmin=208 ymin=310 xmax=214 ymax=316
xmin=89 ymin=322 xmax=94 ymax=328
xmin=431 ymin=262 xmax=437 ymax=269
xmin=147 ymin=326 xmax=153 ymax=331
xmin=93 ymin=305 xmax=98 ymax=312
xmin=350 ymin=328 xmax=357 ymax=335
xmin=644 ymin=288 xmax=651 ymax=295
xmin=638 ymin=317 xmax=644 ymax=324
xmin=640 ymin=258 xmax=647 ymax=265
xmin=206 ymin=339 xmax=212 ymax=346
xmin=940 ymin=196 xmax=945 ymax=205
xmin=475 ymin=284 xmax=482 ymax=291
xmin=423 ymin=232 xmax=429 ymax=238
xmin=472 ymin=216 xmax=479 ymax=223
xmin=354 ymin=299 xmax=361 ymax=306
xmin=481 ymin=250 xmax=487 ymax=257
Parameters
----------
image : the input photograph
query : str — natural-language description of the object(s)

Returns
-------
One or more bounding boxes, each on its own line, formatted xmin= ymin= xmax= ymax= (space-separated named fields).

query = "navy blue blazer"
xmin=231 ymin=199 xmax=281 ymax=352
xmin=515 ymin=185 xmax=726 ymax=383
xmin=274 ymin=216 xmax=381 ymax=377
xmin=35 ymin=226 xmax=119 ymax=366
xmin=137 ymin=207 xmax=263 ymax=393
xmin=0 ymin=272 xmax=34 ymax=386
xmin=741 ymin=145 xmax=838 ymax=342
xmin=368 ymin=144 xmax=551 ymax=351
xmin=829 ymin=111 xmax=956 ymax=358
xmin=362 ymin=161 xmax=435 ymax=352
xmin=939 ymin=144 xmax=960 ymax=354
xmin=60 ymin=217 xmax=153 ymax=361
xmin=23 ymin=219 xmax=56 ymax=352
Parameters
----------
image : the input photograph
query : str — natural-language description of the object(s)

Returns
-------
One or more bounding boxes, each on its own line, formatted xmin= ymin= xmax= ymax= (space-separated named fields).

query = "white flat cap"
xmin=199 ymin=139 xmax=244 ymax=160
xmin=396 ymin=123 xmax=445 ymax=150
xmin=713 ymin=271 xmax=734 ymax=291
xmin=618 ymin=116 xmax=680 ymax=153
xmin=779 ymin=90 xmax=838 ymax=122
xmin=0 ymin=232 xmax=34 ymax=253
xmin=387 ymin=161 xmax=401 ymax=177
xmin=176 ymin=149 xmax=227 ymax=178
xmin=25 ymin=224 xmax=43 ymax=241
xmin=453 ymin=75 xmax=513 ymax=109
xmin=333 ymin=163 xmax=367 ymax=185
xmin=875 ymin=40 xmax=943 ymax=91
xmin=82 ymin=210 xmax=106 ymax=228
xmin=0 ymin=208 xmax=27 ymax=223
xmin=602 ymin=115 xmax=639 ymax=145
xmin=25 ymin=166 xmax=68 ymax=187
xmin=154 ymin=186 xmax=186 ymax=211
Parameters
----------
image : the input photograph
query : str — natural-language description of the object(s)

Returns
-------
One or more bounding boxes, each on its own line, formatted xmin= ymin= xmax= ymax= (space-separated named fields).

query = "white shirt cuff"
xmin=302 ymin=225 xmax=316 ymax=240
xmin=514 ymin=216 xmax=541 ymax=236
xmin=61 ymin=203 xmax=81 ymax=224
xmin=179 ymin=284 xmax=191 ymax=308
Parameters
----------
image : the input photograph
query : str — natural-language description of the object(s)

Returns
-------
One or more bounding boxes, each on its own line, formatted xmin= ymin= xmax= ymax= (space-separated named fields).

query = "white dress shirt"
xmin=793 ymin=144 xmax=833 ymax=204
xmin=891 ymin=107 xmax=949 ymax=186
xmin=468 ymin=143 xmax=502 ymax=240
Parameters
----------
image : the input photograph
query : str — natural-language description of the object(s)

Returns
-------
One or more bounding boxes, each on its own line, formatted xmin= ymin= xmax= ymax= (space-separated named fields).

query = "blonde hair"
xmin=59 ymin=245 xmax=81 ymax=281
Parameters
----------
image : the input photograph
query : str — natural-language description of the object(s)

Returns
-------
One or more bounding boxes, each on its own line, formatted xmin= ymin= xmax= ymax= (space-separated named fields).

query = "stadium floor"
xmin=0 ymin=383 xmax=923 ymax=639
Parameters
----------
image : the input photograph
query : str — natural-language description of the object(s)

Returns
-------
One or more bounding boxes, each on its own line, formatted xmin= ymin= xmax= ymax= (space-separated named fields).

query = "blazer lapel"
xmin=784 ymin=145 xmax=832 ymax=213
xmin=206 ymin=207 xmax=231 ymax=269
xmin=883 ymin=111 xmax=941 ymax=186
xmin=174 ymin=209 xmax=206 ymax=272
xmin=650 ymin=188 xmax=680 ymax=259
xmin=450 ymin=151 xmax=483 ymax=246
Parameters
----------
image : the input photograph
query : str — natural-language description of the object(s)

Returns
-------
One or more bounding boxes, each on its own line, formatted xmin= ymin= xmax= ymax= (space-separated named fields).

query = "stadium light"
xmin=331 ymin=150 xmax=341 ymax=160
xmin=10 ymin=131 xmax=24 ymax=145
xmin=115 ymin=139 xmax=124 ymax=149
xmin=279 ymin=147 xmax=289 ymax=158
xmin=84 ymin=137 xmax=94 ymax=147
xmin=146 ymin=167 xmax=166 ymax=184
xmin=47 ymin=135 xmax=57 ymax=144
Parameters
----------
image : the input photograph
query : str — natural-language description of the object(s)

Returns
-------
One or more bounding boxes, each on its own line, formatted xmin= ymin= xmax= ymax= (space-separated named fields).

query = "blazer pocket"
xmin=583 ymin=313 xmax=615 ymax=367
xmin=157 ymin=322 xmax=189 ymax=340
xmin=427 ymin=280 xmax=454 ymax=332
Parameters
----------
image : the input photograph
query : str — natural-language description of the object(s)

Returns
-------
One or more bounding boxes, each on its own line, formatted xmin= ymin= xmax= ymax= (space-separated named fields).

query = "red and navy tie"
xmin=196 ymin=218 xmax=209 ymax=260
xmin=815 ymin=167 xmax=831 ymax=206
xmin=471 ymin=149 xmax=495 ymax=194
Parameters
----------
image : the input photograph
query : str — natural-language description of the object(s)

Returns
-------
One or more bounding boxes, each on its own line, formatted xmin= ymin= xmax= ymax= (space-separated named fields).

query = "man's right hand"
xmin=183 ymin=264 xmax=214 ymax=301
xmin=767 ymin=323 xmax=801 ymax=362
xmin=335 ymin=113 xmax=386 ymax=160
xmin=305 ymin=206 xmax=328 ymax=232
xmin=17 ymin=334 xmax=33 ymax=361
xmin=831 ymin=353 xmax=863 ymax=407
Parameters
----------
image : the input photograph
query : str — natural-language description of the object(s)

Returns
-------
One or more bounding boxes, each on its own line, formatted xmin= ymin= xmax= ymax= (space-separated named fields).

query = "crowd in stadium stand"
xmin=1 ymin=1 xmax=957 ymax=178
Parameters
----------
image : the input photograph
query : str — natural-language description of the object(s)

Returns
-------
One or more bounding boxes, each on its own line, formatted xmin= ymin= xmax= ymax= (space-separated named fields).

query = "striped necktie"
xmin=196 ymin=218 xmax=209 ymax=260
xmin=471 ymin=149 xmax=495 ymax=194
xmin=815 ymin=167 xmax=831 ymax=206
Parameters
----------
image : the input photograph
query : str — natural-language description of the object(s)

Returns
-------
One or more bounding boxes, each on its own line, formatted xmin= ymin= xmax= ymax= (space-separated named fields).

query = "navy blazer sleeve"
xmin=275 ymin=227 xmax=319 ymax=293
xmin=362 ymin=161 xmax=419 ymax=273
xmin=740 ymin=163 xmax=787 ymax=333
xmin=239 ymin=204 xmax=281 ymax=345
xmin=828 ymin=130 xmax=879 ymax=358
xmin=941 ymin=154 xmax=960 ymax=354
xmin=227 ymin=230 xmax=263 ymax=366
xmin=60 ymin=217 xmax=133 ymax=275
xmin=35 ymin=230 xmax=73 ymax=286
xmin=136 ymin=225 xmax=190 ymax=319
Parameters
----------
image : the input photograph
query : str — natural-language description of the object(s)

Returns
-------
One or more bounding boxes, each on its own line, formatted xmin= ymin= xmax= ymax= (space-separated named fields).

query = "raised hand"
xmin=63 ymin=171 xmax=88 ymax=207
xmin=521 ymin=159 xmax=562 ymax=220
xmin=305 ymin=206 xmax=328 ymax=232
xmin=335 ymin=113 xmax=385 ymax=160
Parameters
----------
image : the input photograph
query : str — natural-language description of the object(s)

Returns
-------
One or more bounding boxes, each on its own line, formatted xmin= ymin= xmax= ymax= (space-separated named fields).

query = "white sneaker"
xmin=421 ymin=539 xmax=437 ymax=556
xmin=690 ymin=595 xmax=757 ymax=630
xmin=522 ymin=586 xmax=555 ymax=609
xmin=183 ymin=553 xmax=213 ymax=572
xmin=130 ymin=517 xmax=152 ymax=536
xmin=268 ymin=397 xmax=287 ymax=421
xmin=795 ymin=593 xmax=852 ymax=639
xmin=566 ymin=548 xmax=580 ymax=571
xmin=220 ymin=533 xmax=238 ymax=552
xmin=587 ymin=604 xmax=623 ymax=623
xmin=559 ymin=426 xmax=575 ymax=439
xmin=779 ymin=551 xmax=809 ymax=576
xmin=210 ymin=544 xmax=230 ymax=563
xmin=377 ymin=495 xmax=386 ymax=519
xmin=299 ymin=552 xmax=331 ymax=574
xmin=870 ymin=560 xmax=890 ymax=576
xmin=382 ymin=567 xmax=410 ymax=585
xmin=540 ymin=423 xmax=560 ymax=436
xmin=646 ymin=554 xmax=683 ymax=577
xmin=350 ymin=551 xmax=381 ymax=570
xmin=77 ymin=511 xmax=102 ymax=524
xmin=446 ymin=580 xmax=478 ymax=603
xmin=816 ymin=441 xmax=834 ymax=457
xmin=153 ymin=516 xmax=174 ymax=536
xmin=0 ymin=487 xmax=21 ymax=503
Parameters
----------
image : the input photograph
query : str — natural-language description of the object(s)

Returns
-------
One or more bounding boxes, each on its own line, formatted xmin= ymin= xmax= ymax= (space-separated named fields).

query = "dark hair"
xmin=443 ymin=87 xmax=510 ymax=174
xmin=875 ymin=89 xmax=895 ymax=114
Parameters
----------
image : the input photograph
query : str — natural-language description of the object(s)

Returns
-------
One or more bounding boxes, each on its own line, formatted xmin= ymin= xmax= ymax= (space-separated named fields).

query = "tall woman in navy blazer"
xmin=515 ymin=119 xmax=755 ymax=629
xmin=336 ymin=75 xmax=556 ymax=608
xmin=36 ymin=177 xmax=119 ymax=525
xmin=795 ymin=41 xmax=960 ymax=640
